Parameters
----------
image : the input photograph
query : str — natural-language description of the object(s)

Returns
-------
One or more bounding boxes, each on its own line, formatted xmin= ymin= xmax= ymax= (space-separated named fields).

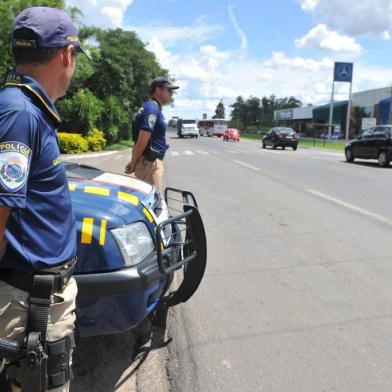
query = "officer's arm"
xmin=0 ymin=207 xmax=11 ymax=257
xmin=125 ymin=130 xmax=151 ymax=174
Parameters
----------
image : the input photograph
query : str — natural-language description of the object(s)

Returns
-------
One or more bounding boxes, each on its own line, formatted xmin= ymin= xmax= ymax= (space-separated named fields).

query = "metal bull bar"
xmin=156 ymin=188 xmax=207 ymax=307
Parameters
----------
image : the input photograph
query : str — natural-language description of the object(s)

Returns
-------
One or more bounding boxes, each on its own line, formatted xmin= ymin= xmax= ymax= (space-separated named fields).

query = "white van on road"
xmin=177 ymin=119 xmax=199 ymax=138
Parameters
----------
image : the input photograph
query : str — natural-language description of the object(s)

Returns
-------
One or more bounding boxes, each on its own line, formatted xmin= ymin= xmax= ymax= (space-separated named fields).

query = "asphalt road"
xmin=163 ymin=133 xmax=392 ymax=392
xmin=68 ymin=133 xmax=392 ymax=391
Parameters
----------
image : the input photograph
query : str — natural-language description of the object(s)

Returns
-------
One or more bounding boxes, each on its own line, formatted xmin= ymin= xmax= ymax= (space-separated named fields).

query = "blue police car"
xmin=64 ymin=162 xmax=206 ymax=337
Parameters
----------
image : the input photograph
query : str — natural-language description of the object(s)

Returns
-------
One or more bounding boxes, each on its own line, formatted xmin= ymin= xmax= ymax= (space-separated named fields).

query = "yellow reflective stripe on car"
xmin=68 ymin=183 xmax=77 ymax=192
xmin=84 ymin=186 xmax=110 ymax=196
xmin=117 ymin=191 xmax=138 ymax=206
xmin=81 ymin=218 xmax=94 ymax=244
xmin=143 ymin=208 xmax=154 ymax=223
xmin=99 ymin=219 xmax=107 ymax=245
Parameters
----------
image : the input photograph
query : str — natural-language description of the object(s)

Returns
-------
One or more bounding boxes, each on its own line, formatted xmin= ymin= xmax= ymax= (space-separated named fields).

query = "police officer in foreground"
xmin=0 ymin=7 xmax=89 ymax=392
xmin=125 ymin=77 xmax=179 ymax=194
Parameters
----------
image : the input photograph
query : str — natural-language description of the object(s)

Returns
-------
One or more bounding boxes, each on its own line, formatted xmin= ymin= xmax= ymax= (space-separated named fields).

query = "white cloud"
xmin=227 ymin=4 xmax=248 ymax=51
xmin=298 ymin=0 xmax=392 ymax=38
xmin=295 ymin=24 xmax=362 ymax=53
xmin=149 ymin=38 xmax=392 ymax=120
xmin=66 ymin=0 xmax=134 ymax=28
xmin=146 ymin=37 xmax=175 ymax=66
xmin=126 ymin=19 xmax=223 ymax=48
xmin=264 ymin=51 xmax=333 ymax=72
xmin=101 ymin=7 xmax=123 ymax=26
xmin=300 ymin=0 xmax=319 ymax=11
xmin=66 ymin=1 xmax=392 ymax=120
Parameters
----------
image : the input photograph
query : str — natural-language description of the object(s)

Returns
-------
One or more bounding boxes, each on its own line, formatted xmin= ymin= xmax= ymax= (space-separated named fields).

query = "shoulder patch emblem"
xmin=148 ymin=114 xmax=157 ymax=129
xmin=0 ymin=142 xmax=31 ymax=192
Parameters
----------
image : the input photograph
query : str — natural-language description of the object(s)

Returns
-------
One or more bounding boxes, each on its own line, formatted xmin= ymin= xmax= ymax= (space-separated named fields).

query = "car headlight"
xmin=111 ymin=222 xmax=155 ymax=267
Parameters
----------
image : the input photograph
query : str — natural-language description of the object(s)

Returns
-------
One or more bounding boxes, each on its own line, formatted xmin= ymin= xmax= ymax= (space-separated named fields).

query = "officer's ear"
xmin=62 ymin=45 xmax=76 ymax=67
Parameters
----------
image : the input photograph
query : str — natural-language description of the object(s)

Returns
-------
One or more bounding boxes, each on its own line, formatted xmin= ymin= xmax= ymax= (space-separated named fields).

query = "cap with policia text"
xmin=149 ymin=77 xmax=179 ymax=94
xmin=12 ymin=7 xmax=91 ymax=59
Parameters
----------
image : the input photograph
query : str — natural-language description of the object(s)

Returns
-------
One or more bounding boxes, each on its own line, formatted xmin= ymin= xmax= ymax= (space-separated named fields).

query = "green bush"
xmin=58 ymin=132 xmax=89 ymax=154
xmin=57 ymin=89 xmax=104 ymax=136
xmin=86 ymin=128 xmax=107 ymax=151
xmin=105 ymin=125 xmax=120 ymax=144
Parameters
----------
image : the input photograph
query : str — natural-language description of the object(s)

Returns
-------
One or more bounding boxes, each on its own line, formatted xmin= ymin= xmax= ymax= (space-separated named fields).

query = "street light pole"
xmin=328 ymin=78 xmax=335 ymax=139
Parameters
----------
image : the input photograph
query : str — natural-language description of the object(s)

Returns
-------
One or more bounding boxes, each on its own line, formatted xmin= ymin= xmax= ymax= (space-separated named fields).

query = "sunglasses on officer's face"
xmin=159 ymin=86 xmax=174 ymax=94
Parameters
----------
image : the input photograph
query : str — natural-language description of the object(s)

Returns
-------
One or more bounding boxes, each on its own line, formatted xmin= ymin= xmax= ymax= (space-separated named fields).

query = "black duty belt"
xmin=143 ymin=151 xmax=164 ymax=161
xmin=0 ymin=257 xmax=77 ymax=294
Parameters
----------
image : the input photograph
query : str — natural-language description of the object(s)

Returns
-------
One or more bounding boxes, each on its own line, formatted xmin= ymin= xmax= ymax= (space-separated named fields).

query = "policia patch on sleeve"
xmin=148 ymin=114 xmax=157 ymax=129
xmin=0 ymin=142 xmax=31 ymax=192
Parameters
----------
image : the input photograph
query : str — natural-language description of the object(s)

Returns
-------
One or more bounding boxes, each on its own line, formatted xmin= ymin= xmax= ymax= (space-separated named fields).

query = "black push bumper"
xmin=75 ymin=188 xmax=207 ymax=306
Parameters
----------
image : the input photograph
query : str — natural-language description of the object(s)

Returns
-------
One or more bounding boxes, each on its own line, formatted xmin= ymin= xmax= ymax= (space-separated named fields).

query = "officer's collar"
xmin=150 ymin=98 xmax=162 ymax=109
xmin=4 ymin=71 xmax=61 ymax=125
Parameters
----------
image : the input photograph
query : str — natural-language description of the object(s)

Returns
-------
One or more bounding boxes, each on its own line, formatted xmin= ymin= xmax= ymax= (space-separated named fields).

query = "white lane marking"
xmin=233 ymin=160 xmax=260 ymax=171
xmin=306 ymin=189 xmax=392 ymax=226
xmin=184 ymin=150 xmax=194 ymax=155
xmin=257 ymin=149 xmax=276 ymax=154
xmin=63 ymin=151 xmax=118 ymax=160
xmin=197 ymin=150 xmax=210 ymax=155
xmin=171 ymin=151 xmax=180 ymax=156
xmin=319 ymin=151 xmax=343 ymax=157
xmin=114 ymin=155 xmax=123 ymax=160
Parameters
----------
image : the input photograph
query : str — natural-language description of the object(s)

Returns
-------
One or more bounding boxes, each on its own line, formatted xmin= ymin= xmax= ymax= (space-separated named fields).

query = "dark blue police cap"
xmin=149 ymin=77 xmax=179 ymax=93
xmin=12 ymin=7 xmax=91 ymax=59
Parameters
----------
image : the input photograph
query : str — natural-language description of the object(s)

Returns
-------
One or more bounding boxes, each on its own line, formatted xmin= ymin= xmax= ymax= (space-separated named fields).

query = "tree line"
xmin=213 ymin=95 xmax=302 ymax=131
xmin=0 ymin=0 xmax=167 ymax=145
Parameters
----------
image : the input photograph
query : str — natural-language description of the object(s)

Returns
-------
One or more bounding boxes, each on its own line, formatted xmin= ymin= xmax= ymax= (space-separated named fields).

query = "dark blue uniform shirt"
xmin=0 ymin=72 xmax=76 ymax=271
xmin=137 ymin=99 xmax=167 ymax=157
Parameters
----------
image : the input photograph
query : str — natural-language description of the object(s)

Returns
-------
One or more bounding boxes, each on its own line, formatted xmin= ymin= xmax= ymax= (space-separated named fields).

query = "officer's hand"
xmin=125 ymin=161 xmax=136 ymax=174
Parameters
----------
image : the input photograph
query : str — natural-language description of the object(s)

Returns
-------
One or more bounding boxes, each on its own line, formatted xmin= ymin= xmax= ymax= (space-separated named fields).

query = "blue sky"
xmin=66 ymin=0 xmax=392 ymax=119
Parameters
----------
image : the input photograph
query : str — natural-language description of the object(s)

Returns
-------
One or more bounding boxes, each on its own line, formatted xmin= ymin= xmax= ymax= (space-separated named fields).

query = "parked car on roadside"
xmin=223 ymin=128 xmax=240 ymax=142
xmin=64 ymin=162 xmax=207 ymax=337
xmin=345 ymin=125 xmax=392 ymax=167
xmin=262 ymin=127 xmax=299 ymax=150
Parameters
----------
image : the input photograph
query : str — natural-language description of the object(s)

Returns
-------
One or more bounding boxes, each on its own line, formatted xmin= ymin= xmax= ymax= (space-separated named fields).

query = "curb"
xmin=62 ymin=151 xmax=119 ymax=160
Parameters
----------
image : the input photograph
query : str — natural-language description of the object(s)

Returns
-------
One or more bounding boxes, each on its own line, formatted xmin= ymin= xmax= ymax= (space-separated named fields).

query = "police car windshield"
xmin=182 ymin=120 xmax=196 ymax=124
xmin=64 ymin=162 xmax=105 ymax=180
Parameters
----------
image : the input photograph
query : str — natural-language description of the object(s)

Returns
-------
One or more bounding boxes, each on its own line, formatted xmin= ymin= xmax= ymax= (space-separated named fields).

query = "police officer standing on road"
xmin=125 ymin=77 xmax=179 ymax=194
xmin=0 ymin=7 xmax=89 ymax=392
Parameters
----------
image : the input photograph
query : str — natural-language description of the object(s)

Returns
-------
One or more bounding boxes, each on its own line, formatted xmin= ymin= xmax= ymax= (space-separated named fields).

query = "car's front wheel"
xmin=378 ymin=151 xmax=390 ymax=167
xmin=293 ymin=145 xmax=297 ymax=151
xmin=345 ymin=148 xmax=354 ymax=162
xmin=262 ymin=143 xmax=266 ymax=149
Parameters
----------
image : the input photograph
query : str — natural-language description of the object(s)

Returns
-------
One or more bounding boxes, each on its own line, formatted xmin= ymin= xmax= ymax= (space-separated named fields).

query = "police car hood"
xmin=64 ymin=162 xmax=155 ymax=226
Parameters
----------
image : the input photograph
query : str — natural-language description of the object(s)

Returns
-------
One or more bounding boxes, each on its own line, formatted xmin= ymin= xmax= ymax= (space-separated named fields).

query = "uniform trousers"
xmin=0 ymin=273 xmax=77 ymax=392
xmin=134 ymin=157 xmax=164 ymax=195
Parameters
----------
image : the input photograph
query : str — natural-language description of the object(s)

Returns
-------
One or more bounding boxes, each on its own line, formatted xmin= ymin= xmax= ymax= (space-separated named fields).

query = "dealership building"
xmin=274 ymin=86 xmax=392 ymax=135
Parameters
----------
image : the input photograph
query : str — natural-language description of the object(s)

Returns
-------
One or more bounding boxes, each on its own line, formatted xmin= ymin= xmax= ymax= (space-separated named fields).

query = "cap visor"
xmin=77 ymin=46 xmax=92 ymax=60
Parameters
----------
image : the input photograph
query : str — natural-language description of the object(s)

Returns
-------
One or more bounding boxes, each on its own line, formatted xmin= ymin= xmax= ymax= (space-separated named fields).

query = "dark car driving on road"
xmin=345 ymin=125 xmax=392 ymax=167
xmin=262 ymin=127 xmax=299 ymax=150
